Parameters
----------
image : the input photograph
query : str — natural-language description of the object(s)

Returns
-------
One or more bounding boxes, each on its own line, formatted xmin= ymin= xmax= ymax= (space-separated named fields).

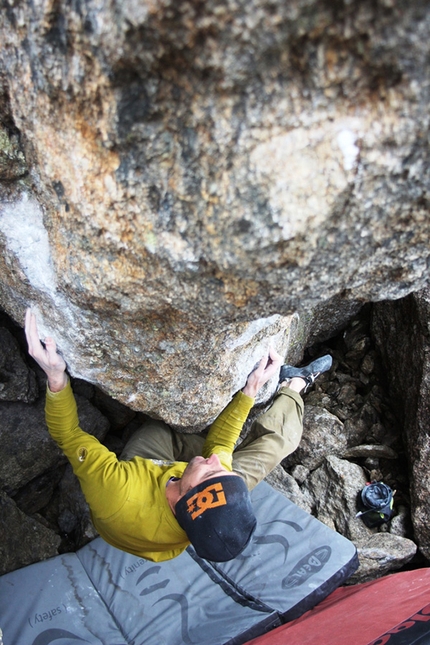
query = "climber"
xmin=24 ymin=308 xmax=332 ymax=563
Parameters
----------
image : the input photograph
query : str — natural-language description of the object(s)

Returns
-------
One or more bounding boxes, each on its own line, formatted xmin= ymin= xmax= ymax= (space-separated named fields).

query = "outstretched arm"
xmin=25 ymin=308 xmax=68 ymax=392
xmin=202 ymin=348 xmax=283 ymax=466
xmin=25 ymin=308 xmax=130 ymax=520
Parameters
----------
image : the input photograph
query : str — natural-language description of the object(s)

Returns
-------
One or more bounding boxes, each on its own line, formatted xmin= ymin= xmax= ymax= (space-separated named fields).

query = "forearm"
xmin=45 ymin=379 xmax=80 ymax=444
xmin=202 ymin=391 xmax=254 ymax=465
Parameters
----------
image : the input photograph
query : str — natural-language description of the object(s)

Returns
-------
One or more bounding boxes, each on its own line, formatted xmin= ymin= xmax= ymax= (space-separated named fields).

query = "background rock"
xmin=0 ymin=390 xmax=110 ymax=494
xmin=0 ymin=491 xmax=61 ymax=576
xmin=0 ymin=398 xmax=63 ymax=493
xmin=55 ymin=465 xmax=98 ymax=549
xmin=0 ymin=327 xmax=37 ymax=403
xmin=298 ymin=456 xmax=416 ymax=584
xmin=283 ymin=405 xmax=347 ymax=471
xmin=272 ymin=308 xmax=421 ymax=582
xmin=350 ymin=533 xmax=417 ymax=584
xmin=264 ymin=464 xmax=313 ymax=514
xmin=302 ymin=455 xmax=370 ymax=542
xmin=372 ymin=288 xmax=430 ymax=561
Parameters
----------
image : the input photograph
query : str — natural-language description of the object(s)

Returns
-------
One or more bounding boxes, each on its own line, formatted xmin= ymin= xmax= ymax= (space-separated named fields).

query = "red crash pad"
xmin=244 ymin=568 xmax=430 ymax=645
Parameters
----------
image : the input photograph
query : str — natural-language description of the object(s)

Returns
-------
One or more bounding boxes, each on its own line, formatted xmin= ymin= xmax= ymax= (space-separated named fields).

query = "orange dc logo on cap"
xmin=187 ymin=482 xmax=227 ymax=520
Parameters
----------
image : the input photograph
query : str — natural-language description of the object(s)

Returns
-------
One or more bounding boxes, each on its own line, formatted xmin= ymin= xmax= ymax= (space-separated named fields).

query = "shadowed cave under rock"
xmin=0 ymin=299 xmax=425 ymax=584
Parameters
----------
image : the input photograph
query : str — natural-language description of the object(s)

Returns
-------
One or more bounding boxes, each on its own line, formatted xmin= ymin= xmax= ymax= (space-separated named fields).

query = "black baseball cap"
xmin=175 ymin=475 xmax=257 ymax=562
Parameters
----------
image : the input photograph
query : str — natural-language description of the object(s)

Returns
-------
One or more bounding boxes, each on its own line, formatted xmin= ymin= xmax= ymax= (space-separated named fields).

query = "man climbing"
xmin=25 ymin=308 xmax=332 ymax=563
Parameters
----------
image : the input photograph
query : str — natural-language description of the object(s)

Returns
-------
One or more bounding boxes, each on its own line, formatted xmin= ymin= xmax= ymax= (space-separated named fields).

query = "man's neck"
xmin=165 ymin=478 xmax=181 ymax=515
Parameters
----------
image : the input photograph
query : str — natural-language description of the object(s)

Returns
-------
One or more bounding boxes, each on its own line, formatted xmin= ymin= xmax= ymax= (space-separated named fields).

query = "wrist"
xmin=242 ymin=384 xmax=257 ymax=398
xmin=47 ymin=373 xmax=68 ymax=393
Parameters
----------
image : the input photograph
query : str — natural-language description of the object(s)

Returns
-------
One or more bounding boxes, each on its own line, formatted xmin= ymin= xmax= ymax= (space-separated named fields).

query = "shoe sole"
xmin=280 ymin=354 xmax=333 ymax=381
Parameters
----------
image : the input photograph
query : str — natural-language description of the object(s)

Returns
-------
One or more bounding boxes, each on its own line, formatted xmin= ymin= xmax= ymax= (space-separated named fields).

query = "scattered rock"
xmin=0 ymin=398 xmax=64 ymax=492
xmin=0 ymin=491 xmax=60 ymax=576
xmin=342 ymin=445 xmax=398 ymax=460
xmin=264 ymin=465 xmax=312 ymax=515
xmin=56 ymin=465 xmax=98 ymax=549
xmin=283 ymin=406 xmax=347 ymax=471
xmin=349 ymin=533 xmax=417 ymax=585
xmin=302 ymin=455 xmax=371 ymax=543
xmin=277 ymin=306 xmax=423 ymax=582
xmin=11 ymin=467 xmax=65 ymax=515
xmin=290 ymin=464 xmax=310 ymax=486
xmin=390 ymin=505 xmax=414 ymax=539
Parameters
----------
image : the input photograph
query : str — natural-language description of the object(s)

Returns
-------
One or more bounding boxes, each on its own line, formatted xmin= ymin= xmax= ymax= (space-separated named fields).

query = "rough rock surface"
xmin=1 ymin=1 xmax=430 ymax=426
xmin=284 ymin=404 xmax=347 ymax=471
xmin=372 ymin=289 xmax=430 ymax=561
xmin=264 ymin=464 xmax=313 ymax=515
xmin=351 ymin=533 xmax=417 ymax=585
xmin=302 ymin=455 xmax=370 ymax=542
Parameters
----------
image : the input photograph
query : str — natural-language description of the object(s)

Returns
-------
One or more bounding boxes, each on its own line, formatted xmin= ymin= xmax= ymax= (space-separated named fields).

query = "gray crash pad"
xmin=0 ymin=552 xmax=125 ymax=645
xmin=0 ymin=481 xmax=358 ymax=645
xmin=196 ymin=481 xmax=357 ymax=622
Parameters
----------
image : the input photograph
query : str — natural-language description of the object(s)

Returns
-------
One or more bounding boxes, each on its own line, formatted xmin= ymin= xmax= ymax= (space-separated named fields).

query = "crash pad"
xmin=0 ymin=481 xmax=358 ymax=645
xmin=244 ymin=567 xmax=430 ymax=645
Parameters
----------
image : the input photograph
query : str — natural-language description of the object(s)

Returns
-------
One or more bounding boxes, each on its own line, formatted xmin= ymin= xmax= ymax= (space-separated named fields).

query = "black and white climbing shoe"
xmin=279 ymin=354 xmax=333 ymax=393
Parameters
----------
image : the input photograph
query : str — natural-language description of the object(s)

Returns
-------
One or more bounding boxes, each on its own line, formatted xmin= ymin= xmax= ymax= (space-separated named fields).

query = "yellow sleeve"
xmin=202 ymin=391 xmax=254 ymax=470
xmin=45 ymin=381 xmax=129 ymax=520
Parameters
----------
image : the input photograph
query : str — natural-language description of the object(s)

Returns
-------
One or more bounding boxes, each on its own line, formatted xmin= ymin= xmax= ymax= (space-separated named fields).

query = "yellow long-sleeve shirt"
xmin=45 ymin=382 xmax=254 ymax=562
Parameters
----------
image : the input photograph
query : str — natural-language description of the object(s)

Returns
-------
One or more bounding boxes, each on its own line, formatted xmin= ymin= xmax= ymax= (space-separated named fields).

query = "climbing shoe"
xmin=279 ymin=354 xmax=333 ymax=393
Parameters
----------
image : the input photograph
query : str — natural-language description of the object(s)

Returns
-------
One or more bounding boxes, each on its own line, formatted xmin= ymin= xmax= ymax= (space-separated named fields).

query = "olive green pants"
xmin=120 ymin=387 xmax=304 ymax=491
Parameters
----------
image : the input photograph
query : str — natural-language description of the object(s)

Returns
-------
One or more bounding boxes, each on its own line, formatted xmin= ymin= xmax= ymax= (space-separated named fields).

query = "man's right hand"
xmin=25 ymin=308 xmax=68 ymax=392
xmin=242 ymin=347 xmax=283 ymax=398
